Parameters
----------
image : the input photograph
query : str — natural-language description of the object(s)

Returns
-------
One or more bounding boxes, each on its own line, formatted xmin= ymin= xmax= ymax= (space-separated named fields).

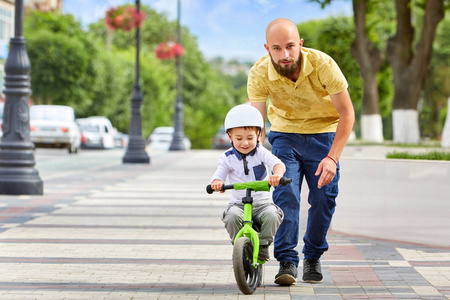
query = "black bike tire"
xmin=233 ymin=237 xmax=260 ymax=294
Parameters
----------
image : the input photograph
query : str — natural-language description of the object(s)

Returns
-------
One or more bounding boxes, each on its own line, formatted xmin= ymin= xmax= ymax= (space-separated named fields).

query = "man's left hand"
xmin=315 ymin=157 xmax=337 ymax=189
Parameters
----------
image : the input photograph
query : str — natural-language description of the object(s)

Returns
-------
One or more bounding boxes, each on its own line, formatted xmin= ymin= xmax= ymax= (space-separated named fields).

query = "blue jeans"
xmin=268 ymin=131 xmax=340 ymax=266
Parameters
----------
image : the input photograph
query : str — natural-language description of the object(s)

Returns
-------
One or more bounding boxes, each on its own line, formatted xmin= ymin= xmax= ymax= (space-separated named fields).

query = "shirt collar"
xmin=268 ymin=47 xmax=313 ymax=82
xmin=231 ymin=144 xmax=258 ymax=160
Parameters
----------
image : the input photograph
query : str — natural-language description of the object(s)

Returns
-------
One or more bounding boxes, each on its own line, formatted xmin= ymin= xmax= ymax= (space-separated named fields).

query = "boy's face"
xmin=228 ymin=127 xmax=259 ymax=154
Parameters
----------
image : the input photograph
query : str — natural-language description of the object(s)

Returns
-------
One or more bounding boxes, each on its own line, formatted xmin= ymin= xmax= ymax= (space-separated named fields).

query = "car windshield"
xmin=154 ymin=133 xmax=172 ymax=141
xmin=31 ymin=107 xmax=74 ymax=121
xmin=80 ymin=124 xmax=100 ymax=133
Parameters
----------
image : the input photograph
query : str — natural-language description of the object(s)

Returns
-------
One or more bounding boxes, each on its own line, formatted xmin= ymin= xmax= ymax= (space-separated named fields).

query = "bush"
xmin=386 ymin=150 xmax=450 ymax=161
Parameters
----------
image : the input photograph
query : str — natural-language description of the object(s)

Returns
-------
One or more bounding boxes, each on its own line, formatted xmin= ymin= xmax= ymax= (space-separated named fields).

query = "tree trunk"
xmin=351 ymin=0 xmax=384 ymax=142
xmin=441 ymin=98 xmax=450 ymax=147
xmin=387 ymin=0 xmax=444 ymax=144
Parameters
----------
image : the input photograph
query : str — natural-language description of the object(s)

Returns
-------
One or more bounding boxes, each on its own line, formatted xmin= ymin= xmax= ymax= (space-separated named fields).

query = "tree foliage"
xmin=300 ymin=17 xmax=364 ymax=135
xmin=88 ymin=5 xmax=244 ymax=148
xmin=24 ymin=6 xmax=244 ymax=148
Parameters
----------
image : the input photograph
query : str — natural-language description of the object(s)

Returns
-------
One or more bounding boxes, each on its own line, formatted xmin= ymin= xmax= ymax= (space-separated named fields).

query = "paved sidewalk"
xmin=0 ymin=149 xmax=448 ymax=299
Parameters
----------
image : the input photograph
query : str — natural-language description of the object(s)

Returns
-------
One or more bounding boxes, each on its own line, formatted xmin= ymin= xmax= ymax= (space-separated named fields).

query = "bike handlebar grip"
xmin=206 ymin=185 xmax=214 ymax=194
xmin=279 ymin=177 xmax=292 ymax=186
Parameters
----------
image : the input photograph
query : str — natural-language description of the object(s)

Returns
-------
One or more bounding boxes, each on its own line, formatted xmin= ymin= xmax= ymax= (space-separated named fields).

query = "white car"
xmin=148 ymin=126 xmax=191 ymax=151
xmin=77 ymin=116 xmax=115 ymax=149
xmin=30 ymin=105 xmax=81 ymax=154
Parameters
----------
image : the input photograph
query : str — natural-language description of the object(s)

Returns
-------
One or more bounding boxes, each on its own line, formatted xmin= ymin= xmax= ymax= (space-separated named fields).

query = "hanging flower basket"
xmin=155 ymin=42 xmax=185 ymax=60
xmin=105 ymin=5 xmax=146 ymax=31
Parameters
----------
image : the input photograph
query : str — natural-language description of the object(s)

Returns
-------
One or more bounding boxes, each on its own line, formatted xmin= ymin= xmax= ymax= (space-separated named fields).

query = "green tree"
xmin=386 ymin=0 xmax=446 ymax=144
xmin=25 ymin=7 xmax=248 ymax=148
xmin=26 ymin=30 xmax=89 ymax=106
xmin=24 ymin=11 xmax=92 ymax=107
xmin=299 ymin=17 xmax=364 ymax=136
xmin=421 ymin=13 xmax=450 ymax=139
xmin=89 ymin=5 xmax=243 ymax=148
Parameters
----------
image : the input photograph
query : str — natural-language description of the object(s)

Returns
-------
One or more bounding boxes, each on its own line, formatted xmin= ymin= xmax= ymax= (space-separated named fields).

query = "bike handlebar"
xmin=206 ymin=177 xmax=292 ymax=194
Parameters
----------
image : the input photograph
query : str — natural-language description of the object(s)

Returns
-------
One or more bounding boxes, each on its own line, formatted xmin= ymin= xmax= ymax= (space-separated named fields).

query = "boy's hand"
xmin=211 ymin=179 xmax=224 ymax=192
xmin=268 ymin=174 xmax=282 ymax=187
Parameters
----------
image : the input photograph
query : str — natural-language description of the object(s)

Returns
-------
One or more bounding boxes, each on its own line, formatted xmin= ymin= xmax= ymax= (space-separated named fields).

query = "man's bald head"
xmin=265 ymin=18 xmax=300 ymax=44
xmin=264 ymin=18 xmax=303 ymax=81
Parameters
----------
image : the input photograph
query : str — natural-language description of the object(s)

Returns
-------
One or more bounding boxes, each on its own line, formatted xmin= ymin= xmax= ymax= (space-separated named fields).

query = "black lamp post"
xmin=123 ymin=0 xmax=150 ymax=164
xmin=0 ymin=0 xmax=43 ymax=195
xmin=169 ymin=0 xmax=186 ymax=151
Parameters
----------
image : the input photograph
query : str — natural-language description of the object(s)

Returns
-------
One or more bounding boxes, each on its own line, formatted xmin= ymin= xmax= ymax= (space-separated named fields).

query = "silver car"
xmin=30 ymin=105 xmax=81 ymax=154
xmin=148 ymin=126 xmax=191 ymax=151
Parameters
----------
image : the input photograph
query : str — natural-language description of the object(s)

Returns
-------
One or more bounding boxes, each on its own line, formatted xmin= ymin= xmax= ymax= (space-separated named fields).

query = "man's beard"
xmin=270 ymin=52 xmax=301 ymax=79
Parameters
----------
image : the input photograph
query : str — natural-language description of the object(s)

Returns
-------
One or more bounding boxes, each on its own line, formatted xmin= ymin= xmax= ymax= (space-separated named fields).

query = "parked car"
xmin=113 ymin=129 xmax=129 ymax=148
xmin=77 ymin=116 xmax=115 ymax=149
xmin=147 ymin=126 xmax=191 ymax=151
xmin=211 ymin=123 xmax=272 ymax=150
xmin=30 ymin=105 xmax=81 ymax=154
xmin=211 ymin=126 xmax=230 ymax=149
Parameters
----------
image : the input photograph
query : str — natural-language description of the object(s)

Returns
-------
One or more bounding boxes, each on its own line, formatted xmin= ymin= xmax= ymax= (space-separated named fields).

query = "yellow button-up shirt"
xmin=247 ymin=47 xmax=348 ymax=134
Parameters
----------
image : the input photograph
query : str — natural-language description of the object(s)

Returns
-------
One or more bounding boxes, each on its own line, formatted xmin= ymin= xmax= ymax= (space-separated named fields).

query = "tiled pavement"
xmin=0 ymin=149 xmax=448 ymax=299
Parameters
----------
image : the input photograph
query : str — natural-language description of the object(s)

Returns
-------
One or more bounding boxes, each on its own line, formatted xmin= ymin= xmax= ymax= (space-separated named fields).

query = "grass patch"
xmin=386 ymin=150 xmax=450 ymax=161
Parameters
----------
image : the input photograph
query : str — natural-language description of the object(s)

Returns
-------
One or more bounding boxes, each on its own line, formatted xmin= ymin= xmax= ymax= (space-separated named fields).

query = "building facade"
xmin=25 ymin=0 xmax=62 ymax=12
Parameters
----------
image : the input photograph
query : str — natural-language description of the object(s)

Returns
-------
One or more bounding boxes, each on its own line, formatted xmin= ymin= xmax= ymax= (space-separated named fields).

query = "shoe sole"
xmin=302 ymin=279 xmax=322 ymax=284
xmin=274 ymin=274 xmax=297 ymax=286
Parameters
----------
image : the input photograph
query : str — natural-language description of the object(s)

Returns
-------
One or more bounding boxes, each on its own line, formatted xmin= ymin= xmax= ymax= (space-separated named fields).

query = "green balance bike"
xmin=206 ymin=177 xmax=292 ymax=294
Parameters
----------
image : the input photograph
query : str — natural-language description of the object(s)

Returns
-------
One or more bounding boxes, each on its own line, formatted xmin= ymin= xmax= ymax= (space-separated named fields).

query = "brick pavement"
xmin=0 ymin=149 xmax=448 ymax=299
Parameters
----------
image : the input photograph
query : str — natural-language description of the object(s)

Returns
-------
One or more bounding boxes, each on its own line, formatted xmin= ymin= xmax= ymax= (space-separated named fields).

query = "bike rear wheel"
xmin=233 ymin=237 xmax=261 ymax=294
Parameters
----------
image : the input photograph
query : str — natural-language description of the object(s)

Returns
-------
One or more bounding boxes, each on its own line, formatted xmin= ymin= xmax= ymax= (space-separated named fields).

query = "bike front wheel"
xmin=233 ymin=237 xmax=262 ymax=294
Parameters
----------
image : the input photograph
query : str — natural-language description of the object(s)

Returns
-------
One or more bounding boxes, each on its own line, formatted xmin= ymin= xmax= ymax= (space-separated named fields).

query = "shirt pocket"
xmin=253 ymin=163 xmax=267 ymax=181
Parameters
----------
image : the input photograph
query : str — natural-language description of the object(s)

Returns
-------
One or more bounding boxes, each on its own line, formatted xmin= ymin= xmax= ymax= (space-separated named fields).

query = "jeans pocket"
xmin=325 ymin=168 xmax=340 ymax=198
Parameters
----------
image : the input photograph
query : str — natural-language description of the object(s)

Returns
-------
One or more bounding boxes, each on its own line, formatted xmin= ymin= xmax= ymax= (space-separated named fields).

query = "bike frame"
xmin=206 ymin=177 xmax=292 ymax=293
xmin=232 ymin=181 xmax=271 ymax=267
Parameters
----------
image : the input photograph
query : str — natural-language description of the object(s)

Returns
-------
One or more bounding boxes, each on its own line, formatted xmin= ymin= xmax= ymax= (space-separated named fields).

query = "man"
xmin=248 ymin=18 xmax=355 ymax=285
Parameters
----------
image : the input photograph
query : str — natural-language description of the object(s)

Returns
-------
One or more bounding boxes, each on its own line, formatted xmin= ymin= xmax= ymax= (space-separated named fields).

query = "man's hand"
xmin=315 ymin=157 xmax=337 ymax=189
xmin=211 ymin=179 xmax=224 ymax=192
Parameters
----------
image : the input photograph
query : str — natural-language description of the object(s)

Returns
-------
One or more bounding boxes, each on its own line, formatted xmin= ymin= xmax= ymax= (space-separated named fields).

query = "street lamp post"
xmin=169 ymin=0 xmax=186 ymax=151
xmin=0 ymin=0 xmax=43 ymax=195
xmin=123 ymin=0 xmax=150 ymax=164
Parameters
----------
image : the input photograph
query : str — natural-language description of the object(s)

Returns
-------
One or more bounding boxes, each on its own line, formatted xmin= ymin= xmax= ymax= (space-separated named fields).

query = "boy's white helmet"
xmin=224 ymin=104 xmax=264 ymax=132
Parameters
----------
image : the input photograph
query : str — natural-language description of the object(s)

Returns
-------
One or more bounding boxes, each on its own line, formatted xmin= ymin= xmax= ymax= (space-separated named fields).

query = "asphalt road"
xmin=34 ymin=148 xmax=128 ymax=181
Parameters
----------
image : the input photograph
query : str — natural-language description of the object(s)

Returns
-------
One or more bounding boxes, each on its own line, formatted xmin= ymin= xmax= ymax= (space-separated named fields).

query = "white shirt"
xmin=211 ymin=145 xmax=285 ymax=204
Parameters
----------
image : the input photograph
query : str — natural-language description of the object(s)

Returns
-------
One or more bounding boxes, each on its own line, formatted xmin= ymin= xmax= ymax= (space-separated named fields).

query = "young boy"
xmin=210 ymin=104 xmax=285 ymax=261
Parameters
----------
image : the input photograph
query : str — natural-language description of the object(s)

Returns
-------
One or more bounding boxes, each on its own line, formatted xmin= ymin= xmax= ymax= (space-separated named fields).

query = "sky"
xmin=63 ymin=0 xmax=352 ymax=62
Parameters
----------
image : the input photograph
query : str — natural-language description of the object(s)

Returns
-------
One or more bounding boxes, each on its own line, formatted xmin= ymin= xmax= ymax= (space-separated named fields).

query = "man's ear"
xmin=264 ymin=43 xmax=270 ymax=54
xmin=299 ymin=38 xmax=304 ymax=47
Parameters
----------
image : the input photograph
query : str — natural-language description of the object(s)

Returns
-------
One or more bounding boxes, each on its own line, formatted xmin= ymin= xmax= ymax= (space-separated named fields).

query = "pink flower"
xmin=105 ymin=5 xmax=146 ymax=31
xmin=155 ymin=42 xmax=185 ymax=60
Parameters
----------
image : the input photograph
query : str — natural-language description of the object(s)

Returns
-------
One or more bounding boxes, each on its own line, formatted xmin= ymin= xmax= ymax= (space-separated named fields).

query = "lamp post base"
xmin=122 ymin=137 xmax=150 ymax=164
xmin=0 ymin=178 xmax=43 ymax=195
xmin=0 ymin=143 xmax=43 ymax=195
xmin=169 ymin=136 xmax=186 ymax=151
